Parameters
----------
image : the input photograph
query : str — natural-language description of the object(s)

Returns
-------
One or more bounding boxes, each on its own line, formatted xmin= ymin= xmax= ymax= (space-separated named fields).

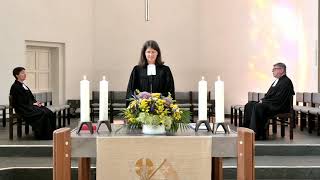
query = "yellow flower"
xmin=139 ymin=99 xmax=149 ymax=112
xmin=151 ymin=93 xmax=161 ymax=98
xmin=170 ymin=104 xmax=178 ymax=110
xmin=174 ymin=111 xmax=182 ymax=120
xmin=129 ymin=100 xmax=137 ymax=109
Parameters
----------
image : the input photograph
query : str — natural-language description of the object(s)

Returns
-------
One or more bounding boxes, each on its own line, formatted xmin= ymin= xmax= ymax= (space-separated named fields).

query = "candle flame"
xmin=103 ymin=76 xmax=106 ymax=80
xmin=83 ymin=75 xmax=87 ymax=80
xmin=217 ymin=76 xmax=220 ymax=81
xmin=201 ymin=76 xmax=205 ymax=80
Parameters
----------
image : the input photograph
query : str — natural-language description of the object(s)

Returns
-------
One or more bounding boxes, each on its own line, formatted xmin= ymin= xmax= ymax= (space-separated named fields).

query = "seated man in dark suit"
xmin=244 ymin=62 xmax=295 ymax=140
xmin=10 ymin=67 xmax=56 ymax=140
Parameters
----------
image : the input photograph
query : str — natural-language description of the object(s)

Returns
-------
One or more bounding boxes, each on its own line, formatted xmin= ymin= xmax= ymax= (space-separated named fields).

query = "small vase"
xmin=142 ymin=124 xmax=166 ymax=135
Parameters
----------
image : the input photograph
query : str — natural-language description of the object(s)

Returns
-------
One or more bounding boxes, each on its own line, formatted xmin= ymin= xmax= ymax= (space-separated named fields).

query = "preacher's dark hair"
xmin=273 ymin=62 xmax=286 ymax=73
xmin=13 ymin=67 xmax=25 ymax=80
xmin=138 ymin=40 xmax=164 ymax=67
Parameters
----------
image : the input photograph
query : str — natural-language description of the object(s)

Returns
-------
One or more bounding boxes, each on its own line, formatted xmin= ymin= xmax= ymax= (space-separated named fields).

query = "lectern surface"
xmin=71 ymin=123 xmax=237 ymax=158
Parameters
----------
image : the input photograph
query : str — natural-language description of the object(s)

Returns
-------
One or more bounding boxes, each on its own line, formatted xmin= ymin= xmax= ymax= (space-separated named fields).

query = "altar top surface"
xmin=71 ymin=124 xmax=237 ymax=138
xmin=70 ymin=124 xmax=239 ymax=158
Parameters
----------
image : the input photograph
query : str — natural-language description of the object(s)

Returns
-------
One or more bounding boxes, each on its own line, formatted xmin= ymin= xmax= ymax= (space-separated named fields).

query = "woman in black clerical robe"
xmin=10 ymin=67 xmax=56 ymax=140
xmin=126 ymin=40 xmax=175 ymax=105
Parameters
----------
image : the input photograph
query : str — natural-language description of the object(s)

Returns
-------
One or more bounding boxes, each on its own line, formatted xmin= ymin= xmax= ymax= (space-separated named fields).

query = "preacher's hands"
xmin=33 ymin=101 xmax=44 ymax=107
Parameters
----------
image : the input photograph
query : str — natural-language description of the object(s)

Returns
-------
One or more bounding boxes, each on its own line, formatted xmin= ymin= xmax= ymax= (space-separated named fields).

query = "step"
xmin=0 ymin=157 xmax=96 ymax=180
xmin=0 ymin=167 xmax=96 ymax=180
xmin=255 ymin=143 xmax=320 ymax=156
xmin=0 ymin=156 xmax=320 ymax=179
xmin=223 ymin=156 xmax=320 ymax=179
xmin=0 ymin=145 xmax=52 ymax=157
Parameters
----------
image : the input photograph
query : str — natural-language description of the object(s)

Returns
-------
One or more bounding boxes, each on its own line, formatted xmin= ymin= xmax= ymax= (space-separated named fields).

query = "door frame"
xmin=25 ymin=40 xmax=65 ymax=105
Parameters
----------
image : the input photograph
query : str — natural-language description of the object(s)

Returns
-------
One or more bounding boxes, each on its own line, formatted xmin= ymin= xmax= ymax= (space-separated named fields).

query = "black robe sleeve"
xmin=261 ymin=75 xmax=295 ymax=113
xmin=126 ymin=66 xmax=138 ymax=101
xmin=164 ymin=66 xmax=175 ymax=99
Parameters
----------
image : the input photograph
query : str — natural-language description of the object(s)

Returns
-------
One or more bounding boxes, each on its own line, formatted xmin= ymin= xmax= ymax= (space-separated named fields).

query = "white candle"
xmin=80 ymin=75 xmax=90 ymax=122
xmin=198 ymin=76 xmax=207 ymax=120
xmin=99 ymin=76 xmax=109 ymax=121
xmin=215 ymin=76 xmax=224 ymax=123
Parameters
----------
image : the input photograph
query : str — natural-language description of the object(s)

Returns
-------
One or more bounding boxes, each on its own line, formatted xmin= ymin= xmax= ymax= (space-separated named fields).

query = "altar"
xmin=53 ymin=125 xmax=254 ymax=180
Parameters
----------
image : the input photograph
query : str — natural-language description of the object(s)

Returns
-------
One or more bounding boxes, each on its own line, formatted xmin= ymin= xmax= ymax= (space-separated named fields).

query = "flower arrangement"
xmin=123 ymin=90 xmax=191 ymax=132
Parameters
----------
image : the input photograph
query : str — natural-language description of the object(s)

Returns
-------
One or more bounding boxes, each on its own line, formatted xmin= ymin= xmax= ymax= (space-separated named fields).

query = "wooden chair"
xmin=207 ymin=91 xmax=215 ymax=120
xmin=111 ymin=91 xmax=127 ymax=122
xmin=237 ymin=92 xmax=258 ymax=127
xmin=67 ymin=99 xmax=80 ymax=118
xmin=299 ymin=92 xmax=313 ymax=132
xmin=258 ymin=93 xmax=265 ymax=100
xmin=90 ymin=91 xmax=112 ymax=122
xmin=308 ymin=93 xmax=320 ymax=135
xmin=230 ymin=92 xmax=253 ymax=126
xmin=0 ymin=105 xmax=6 ymax=127
xmin=292 ymin=92 xmax=304 ymax=128
xmin=267 ymin=96 xmax=294 ymax=140
xmin=46 ymin=92 xmax=68 ymax=127
xmin=190 ymin=91 xmax=213 ymax=122
xmin=9 ymin=95 xmax=29 ymax=140
xmin=90 ymin=91 xmax=100 ymax=122
xmin=175 ymin=91 xmax=192 ymax=122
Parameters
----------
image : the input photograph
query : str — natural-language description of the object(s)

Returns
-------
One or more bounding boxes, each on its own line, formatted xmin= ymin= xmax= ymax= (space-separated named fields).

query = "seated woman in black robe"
xmin=126 ymin=40 xmax=175 ymax=105
xmin=10 ymin=67 xmax=56 ymax=140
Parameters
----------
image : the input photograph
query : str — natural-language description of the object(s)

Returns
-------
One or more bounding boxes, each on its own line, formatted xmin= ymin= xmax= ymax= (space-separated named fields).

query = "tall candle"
xmin=80 ymin=75 xmax=90 ymax=122
xmin=198 ymin=76 xmax=207 ymax=120
xmin=99 ymin=76 xmax=109 ymax=121
xmin=215 ymin=76 xmax=224 ymax=123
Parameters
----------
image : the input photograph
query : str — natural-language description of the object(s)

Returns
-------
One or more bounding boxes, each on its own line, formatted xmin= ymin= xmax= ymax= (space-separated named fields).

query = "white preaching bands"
xmin=147 ymin=64 xmax=156 ymax=75
xmin=272 ymin=78 xmax=279 ymax=87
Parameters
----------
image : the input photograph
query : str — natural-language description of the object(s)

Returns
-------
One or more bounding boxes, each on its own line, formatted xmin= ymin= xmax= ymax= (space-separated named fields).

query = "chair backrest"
xmin=191 ymin=91 xmax=198 ymax=103
xmin=312 ymin=93 xmax=320 ymax=107
xmin=112 ymin=91 xmax=127 ymax=104
xmin=258 ymin=93 xmax=265 ymax=101
xmin=303 ymin=92 xmax=312 ymax=105
xmin=191 ymin=91 xmax=211 ymax=103
xmin=92 ymin=91 xmax=100 ymax=103
xmin=252 ymin=92 xmax=259 ymax=102
xmin=40 ymin=92 xmax=47 ymax=104
xmin=295 ymin=92 xmax=303 ymax=105
xmin=92 ymin=91 xmax=112 ymax=103
xmin=248 ymin=92 xmax=253 ymax=102
xmin=175 ymin=91 xmax=192 ymax=104
xmin=34 ymin=93 xmax=41 ymax=102
xmin=46 ymin=92 xmax=53 ymax=105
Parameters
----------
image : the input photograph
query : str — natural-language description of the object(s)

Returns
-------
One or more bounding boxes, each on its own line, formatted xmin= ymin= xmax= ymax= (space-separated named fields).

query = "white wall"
xmin=93 ymin=0 xmax=200 ymax=92
xmin=0 ymin=0 xmax=318 ymax=113
xmin=93 ymin=0 xmax=318 ymax=112
xmin=0 ymin=0 xmax=94 ymax=104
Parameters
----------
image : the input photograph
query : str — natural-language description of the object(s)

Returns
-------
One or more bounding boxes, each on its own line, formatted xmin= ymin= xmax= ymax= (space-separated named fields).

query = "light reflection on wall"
xmin=248 ymin=0 xmax=309 ymax=92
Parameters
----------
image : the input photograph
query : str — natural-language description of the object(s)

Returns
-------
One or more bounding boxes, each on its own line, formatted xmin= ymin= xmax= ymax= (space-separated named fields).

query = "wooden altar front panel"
xmin=53 ymin=125 xmax=254 ymax=180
